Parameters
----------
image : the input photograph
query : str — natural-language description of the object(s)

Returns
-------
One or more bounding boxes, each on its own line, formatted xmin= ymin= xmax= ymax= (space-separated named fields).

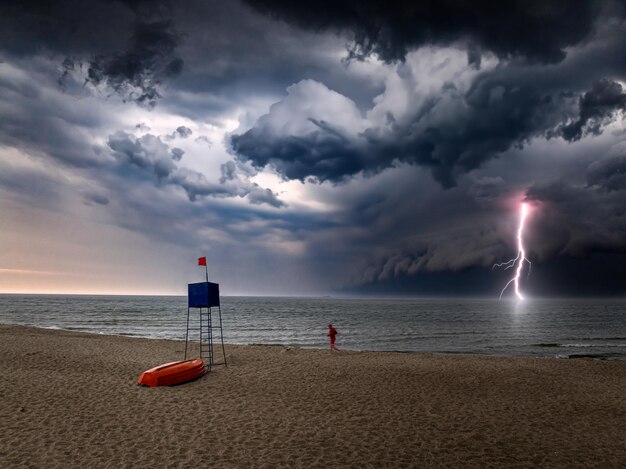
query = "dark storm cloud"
xmin=232 ymin=11 xmax=626 ymax=187
xmin=231 ymin=72 xmax=569 ymax=186
xmin=524 ymin=153 xmax=626 ymax=259
xmin=560 ymin=79 xmax=626 ymax=142
xmin=3 ymin=0 xmax=386 ymax=119
xmin=0 ymin=1 xmax=130 ymax=57
xmin=466 ymin=176 xmax=506 ymax=203
xmin=155 ymin=0 xmax=392 ymax=122
xmin=362 ymin=83 xmax=561 ymax=187
xmin=244 ymin=0 xmax=606 ymax=64
xmin=341 ymin=161 xmax=626 ymax=296
xmin=0 ymin=0 xmax=183 ymax=107
xmin=275 ymin=163 xmax=512 ymax=291
xmin=352 ymin=226 xmax=505 ymax=286
xmin=230 ymin=79 xmax=375 ymax=183
xmin=300 ymin=129 xmax=626 ymax=296
xmin=586 ymin=152 xmax=626 ymax=191
xmin=231 ymin=115 xmax=365 ymax=183
xmin=85 ymin=19 xmax=184 ymax=107
xmin=338 ymin=177 xmax=509 ymax=288
xmin=230 ymin=0 xmax=626 ymax=187
xmin=350 ymin=253 xmax=626 ymax=297
xmin=0 ymin=63 xmax=107 ymax=169
xmin=528 ymin=181 xmax=626 ymax=261
xmin=2 ymin=0 xmax=625 ymax=296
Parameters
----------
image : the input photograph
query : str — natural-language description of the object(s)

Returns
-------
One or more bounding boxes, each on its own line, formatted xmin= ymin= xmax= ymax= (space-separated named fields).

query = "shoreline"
xmin=2 ymin=323 xmax=623 ymax=361
xmin=2 ymin=324 xmax=626 ymax=467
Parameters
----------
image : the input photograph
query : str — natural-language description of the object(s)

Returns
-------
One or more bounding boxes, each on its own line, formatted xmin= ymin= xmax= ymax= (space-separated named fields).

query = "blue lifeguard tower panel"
xmin=188 ymin=282 xmax=220 ymax=308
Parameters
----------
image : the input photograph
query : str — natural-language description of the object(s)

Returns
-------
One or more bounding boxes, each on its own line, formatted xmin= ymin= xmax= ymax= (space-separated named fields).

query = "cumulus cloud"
xmin=165 ymin=125 xmax=193 ymax=140
xmin=231 ymin=79 xmax=368 ymax=182
xmin=195 ymin=135 xmax=212 ymax=146
xmin=231 ymin=49 xmax=571 ymax=186
xmin=219 ymin=161 xmax=237 ymax=183
xmin=107 ymin=130 xmax=286 ymax=207
xmin=168 ymin=167 xmax=244 ymax=201
xmin=135 ymin=122 xmax=151 ymax=132
xmin=108 ymin=131 xmax=177 ymax=180
xmin=247 ymin=184 xmax=286 ymax=208
xmin=170 ymin=147 xmax=184 ymax=161
xmin=232 ymin=22 xmax=626 ymax=188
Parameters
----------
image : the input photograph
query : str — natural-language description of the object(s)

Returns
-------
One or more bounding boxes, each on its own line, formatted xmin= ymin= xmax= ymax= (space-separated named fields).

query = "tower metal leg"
xmin=208 ymin=307 xmax=214 ymax=367
xmin=184 ymin=307 xmax=191 ymax=360
xmin=218 ymin=305 xmax=227 ymax=367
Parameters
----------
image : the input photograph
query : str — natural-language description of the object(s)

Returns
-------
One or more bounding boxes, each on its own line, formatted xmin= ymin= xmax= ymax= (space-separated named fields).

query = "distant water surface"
xmin=0 ymin=295 xmax=624 ymax=359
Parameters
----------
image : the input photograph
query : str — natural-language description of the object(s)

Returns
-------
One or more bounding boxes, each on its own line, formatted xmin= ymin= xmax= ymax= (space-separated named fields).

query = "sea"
xmin=1 ymin=295 xmax=625 ymax=360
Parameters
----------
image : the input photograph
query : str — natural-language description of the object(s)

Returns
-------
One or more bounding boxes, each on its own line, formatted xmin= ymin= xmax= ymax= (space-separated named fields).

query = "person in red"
xmin=327 ymin=323 xmax=339 ymax=352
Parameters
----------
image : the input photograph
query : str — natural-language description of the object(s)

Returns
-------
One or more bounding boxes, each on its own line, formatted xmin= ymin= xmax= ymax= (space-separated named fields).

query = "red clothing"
xmin=327 ymin=326 xmax=337 ymax=344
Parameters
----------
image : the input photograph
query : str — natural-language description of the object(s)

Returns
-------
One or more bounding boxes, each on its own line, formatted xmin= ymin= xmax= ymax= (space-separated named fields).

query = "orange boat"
xmin=137 ymin=358 xmax=206 ymax=387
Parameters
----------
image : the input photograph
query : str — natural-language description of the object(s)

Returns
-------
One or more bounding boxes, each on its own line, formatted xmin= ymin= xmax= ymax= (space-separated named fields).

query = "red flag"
xmin=198 ymin=256 xmax=206 ymax=266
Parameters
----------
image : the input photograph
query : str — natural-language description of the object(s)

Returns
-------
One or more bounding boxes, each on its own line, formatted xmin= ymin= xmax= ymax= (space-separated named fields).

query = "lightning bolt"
xmin=493 ymin=202 xmax=531 ymax=300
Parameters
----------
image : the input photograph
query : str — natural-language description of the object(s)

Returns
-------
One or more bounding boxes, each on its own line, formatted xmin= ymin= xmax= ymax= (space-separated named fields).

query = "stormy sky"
xmin=1 ymin=0 xmax=624 ymax=296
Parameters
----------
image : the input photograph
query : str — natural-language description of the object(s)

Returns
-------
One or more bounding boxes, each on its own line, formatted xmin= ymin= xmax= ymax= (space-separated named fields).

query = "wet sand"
xmin=1 ymin=324 xmax=625 ymax=468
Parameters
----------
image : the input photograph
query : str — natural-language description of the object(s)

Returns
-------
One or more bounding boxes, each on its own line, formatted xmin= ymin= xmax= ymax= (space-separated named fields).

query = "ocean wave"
xmin=535 ymin=342 xmax=626 ymax=348
xmin=562 ymin=336 xmax=626 ymax=342
xmin=558 ymin=353 xmax=615 ymax=360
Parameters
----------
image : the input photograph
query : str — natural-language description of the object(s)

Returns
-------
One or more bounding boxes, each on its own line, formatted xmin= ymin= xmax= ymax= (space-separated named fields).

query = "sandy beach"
xmin=1 ymin=325 xmax=625 ymax=468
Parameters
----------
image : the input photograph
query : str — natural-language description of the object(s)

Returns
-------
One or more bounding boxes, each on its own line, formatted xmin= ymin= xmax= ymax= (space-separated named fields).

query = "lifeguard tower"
xmin=136 ymin=259 xmax=226 ymax=387
xmin=184 ymin=281 xmax=227 ymax=371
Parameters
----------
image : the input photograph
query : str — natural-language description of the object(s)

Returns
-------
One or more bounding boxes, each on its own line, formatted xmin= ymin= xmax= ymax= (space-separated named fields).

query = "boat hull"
xmin=137 ymin=358 xmax=206 ymax=387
